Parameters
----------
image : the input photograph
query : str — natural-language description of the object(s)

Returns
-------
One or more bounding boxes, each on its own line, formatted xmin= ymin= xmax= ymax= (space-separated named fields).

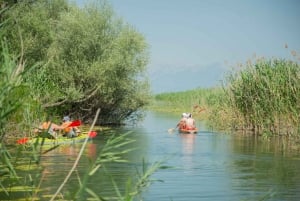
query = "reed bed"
xmin=152 ymin=56 xmax=300 ymax=137
xmin=151 ymin=88 xmax=224 ymax=120
xmin=225 ymin=58 xmax=300 ymax=136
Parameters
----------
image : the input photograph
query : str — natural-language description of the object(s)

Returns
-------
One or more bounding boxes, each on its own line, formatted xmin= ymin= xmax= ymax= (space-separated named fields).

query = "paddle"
xmin=16 ymin=137 xmax=29 ymax=145
xmin=168 ymin=127 xmax=177 ymax=133
xmin=88 ymin=131 xmax=97 ymax=138
xmin=67 ymin=120 xmax=81 ymax=127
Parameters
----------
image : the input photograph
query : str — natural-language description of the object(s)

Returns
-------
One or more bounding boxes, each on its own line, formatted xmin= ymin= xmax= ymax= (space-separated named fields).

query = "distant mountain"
xmin=149 ymin=63 xmax=227 ymax=94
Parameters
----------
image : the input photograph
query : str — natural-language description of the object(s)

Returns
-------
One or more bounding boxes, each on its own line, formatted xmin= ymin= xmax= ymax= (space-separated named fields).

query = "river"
xmin=3 ymin=111 xmax=300 ymax=200
xmin=133 ymin=111 xmax=300 ymax=201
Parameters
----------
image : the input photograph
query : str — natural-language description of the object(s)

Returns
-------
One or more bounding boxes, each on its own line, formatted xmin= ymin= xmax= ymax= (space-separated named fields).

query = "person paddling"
xmin=60 ymin=116 xmax=81 ymax=138
xmin=34 ymin=117 xmax=60 ymax=139
xmin=177 ymin=113 xmax=188 ymax=130
xmin=185 ymin=113 xmax=196 ymax=130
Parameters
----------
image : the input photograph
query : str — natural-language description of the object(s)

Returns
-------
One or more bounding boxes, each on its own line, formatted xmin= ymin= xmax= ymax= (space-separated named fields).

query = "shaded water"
xmin=3 ymin=111 xmax=300 ymax=200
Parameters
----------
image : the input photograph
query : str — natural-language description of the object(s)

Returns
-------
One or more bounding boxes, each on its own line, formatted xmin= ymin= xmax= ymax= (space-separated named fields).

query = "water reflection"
xmin=85 ymin=143 xmax=97 ymax=159
xmin=56 ymin=144 xmax=78 ymax=156
xmin=179 ymin=134 xmax=196 ymax=173
xmin=142 ymin=112 xmax=300 ymax=201
xmin=3 ymin=111 xmax=300 ymax=201
xmin=180 ymin=134 xmax=195 ymax=155
xmin=229 ymin=134 xmax=300 ymax=200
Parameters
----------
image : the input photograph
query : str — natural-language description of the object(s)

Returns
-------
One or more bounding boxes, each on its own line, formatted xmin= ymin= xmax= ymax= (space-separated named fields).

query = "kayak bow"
xmin=179 ymin=128 xmax=198 ymax=134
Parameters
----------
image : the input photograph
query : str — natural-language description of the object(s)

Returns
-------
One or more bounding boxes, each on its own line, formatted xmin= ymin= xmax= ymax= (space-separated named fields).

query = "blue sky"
xmin=77 ymin=0 xmax=300 ymax=93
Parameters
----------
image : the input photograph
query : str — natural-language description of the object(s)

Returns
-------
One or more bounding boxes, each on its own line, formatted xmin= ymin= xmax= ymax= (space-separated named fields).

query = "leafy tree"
xmin=2 ymin=0 xmax=150 ymax=124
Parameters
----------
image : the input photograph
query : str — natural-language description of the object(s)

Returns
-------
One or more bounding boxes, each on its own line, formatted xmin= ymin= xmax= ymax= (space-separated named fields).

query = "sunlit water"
xmin=140 ymin=112 xmax=300 ymax=201
xmin=3 ymin=111 xmax=300 ymax=201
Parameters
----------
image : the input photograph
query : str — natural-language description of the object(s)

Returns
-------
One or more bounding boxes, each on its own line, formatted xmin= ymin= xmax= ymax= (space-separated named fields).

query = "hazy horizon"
xmin=76 ymin=0 xmax=300 ymax=93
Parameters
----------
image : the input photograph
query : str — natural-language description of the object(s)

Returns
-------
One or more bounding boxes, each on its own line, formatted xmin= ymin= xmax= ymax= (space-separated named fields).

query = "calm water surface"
xmin=140 ymin=112 xmax=300 ymax=201
xmin=6 ymin=111 xmax=300 ymax=200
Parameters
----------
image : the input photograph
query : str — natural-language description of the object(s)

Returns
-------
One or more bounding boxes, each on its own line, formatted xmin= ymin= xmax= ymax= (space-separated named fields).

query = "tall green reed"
xmin=0 ymin=40 xmax=30 ymax=195
xmin=151 ymin=53 xmax=300 ymax=137
xmin=152 ymin=88 xmax=223 ymax=119
xmin=2 ymin=111 xmax=165 ymax=200
xmin=225 ymin=57 xmax=300 ymax=136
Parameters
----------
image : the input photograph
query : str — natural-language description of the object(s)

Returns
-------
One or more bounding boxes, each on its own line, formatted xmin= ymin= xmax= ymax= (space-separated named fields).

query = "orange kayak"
xmin=179 ymin=128 xmax=198 ymax=134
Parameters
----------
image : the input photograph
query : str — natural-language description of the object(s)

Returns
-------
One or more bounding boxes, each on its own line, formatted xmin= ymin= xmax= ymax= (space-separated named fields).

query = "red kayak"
xmin=179 ymin=128 xmax=198 ymax=134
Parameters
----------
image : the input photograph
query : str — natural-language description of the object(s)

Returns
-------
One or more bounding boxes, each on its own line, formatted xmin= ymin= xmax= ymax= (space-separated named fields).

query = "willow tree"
xmin=46 ymin=2 xmax=150 ymax=123
xmin=3 ymin=0 xmax=150 ymax=124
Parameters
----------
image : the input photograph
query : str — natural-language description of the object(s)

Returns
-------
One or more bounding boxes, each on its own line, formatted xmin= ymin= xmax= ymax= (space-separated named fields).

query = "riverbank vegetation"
xmin=0 ymin=0 xmax=158 ymax=200
xmin=1 ymin=0 xmax=299 ymax=199
xmin=2 ymin=0 xmax=150 ymax=125
xmin=151 ymin=51 xmax=300 ymax=138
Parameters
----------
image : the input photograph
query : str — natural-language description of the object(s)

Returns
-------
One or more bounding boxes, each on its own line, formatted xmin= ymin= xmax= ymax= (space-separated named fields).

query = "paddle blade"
xmin=88 ymin=131 xmax=97 ymax=138
xmin=17 ymin=137 xmax=29 ymax=145
xmin=67 ymin=120 xmax=81 ymax=127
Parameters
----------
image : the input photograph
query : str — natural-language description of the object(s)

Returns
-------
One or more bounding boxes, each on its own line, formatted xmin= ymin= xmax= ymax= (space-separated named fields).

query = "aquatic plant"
xmin=152 ymin=88 xmax=222 ymax=119
xmin=0 ymin=39 xmax=30 ymax=196
xmin=225 ymin=56 xmax=300 ymax=136
xmin=152 ymin=52 xmax=300 ymax=137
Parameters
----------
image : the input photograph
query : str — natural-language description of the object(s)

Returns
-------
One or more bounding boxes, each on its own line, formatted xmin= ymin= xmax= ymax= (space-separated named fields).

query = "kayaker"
xmin=34 ymin=118 xmax=60 ymax=138
xmin=185 ymin=113 xmax=196 ymax=130
xmin=60 ymin=116 xmax=81 ymax=138
xmin=177 ymin=113 xmax=188 ymax=129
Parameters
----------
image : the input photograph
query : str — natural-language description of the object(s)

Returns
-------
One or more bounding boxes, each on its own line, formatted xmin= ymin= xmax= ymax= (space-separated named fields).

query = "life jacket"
xmin=179 ymin=117 xmax=187 ymax=129
xmin=185 ymin=118 xmax=195 ymax=130
xmin=62 ymin=122 xmax=72 ymax=133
